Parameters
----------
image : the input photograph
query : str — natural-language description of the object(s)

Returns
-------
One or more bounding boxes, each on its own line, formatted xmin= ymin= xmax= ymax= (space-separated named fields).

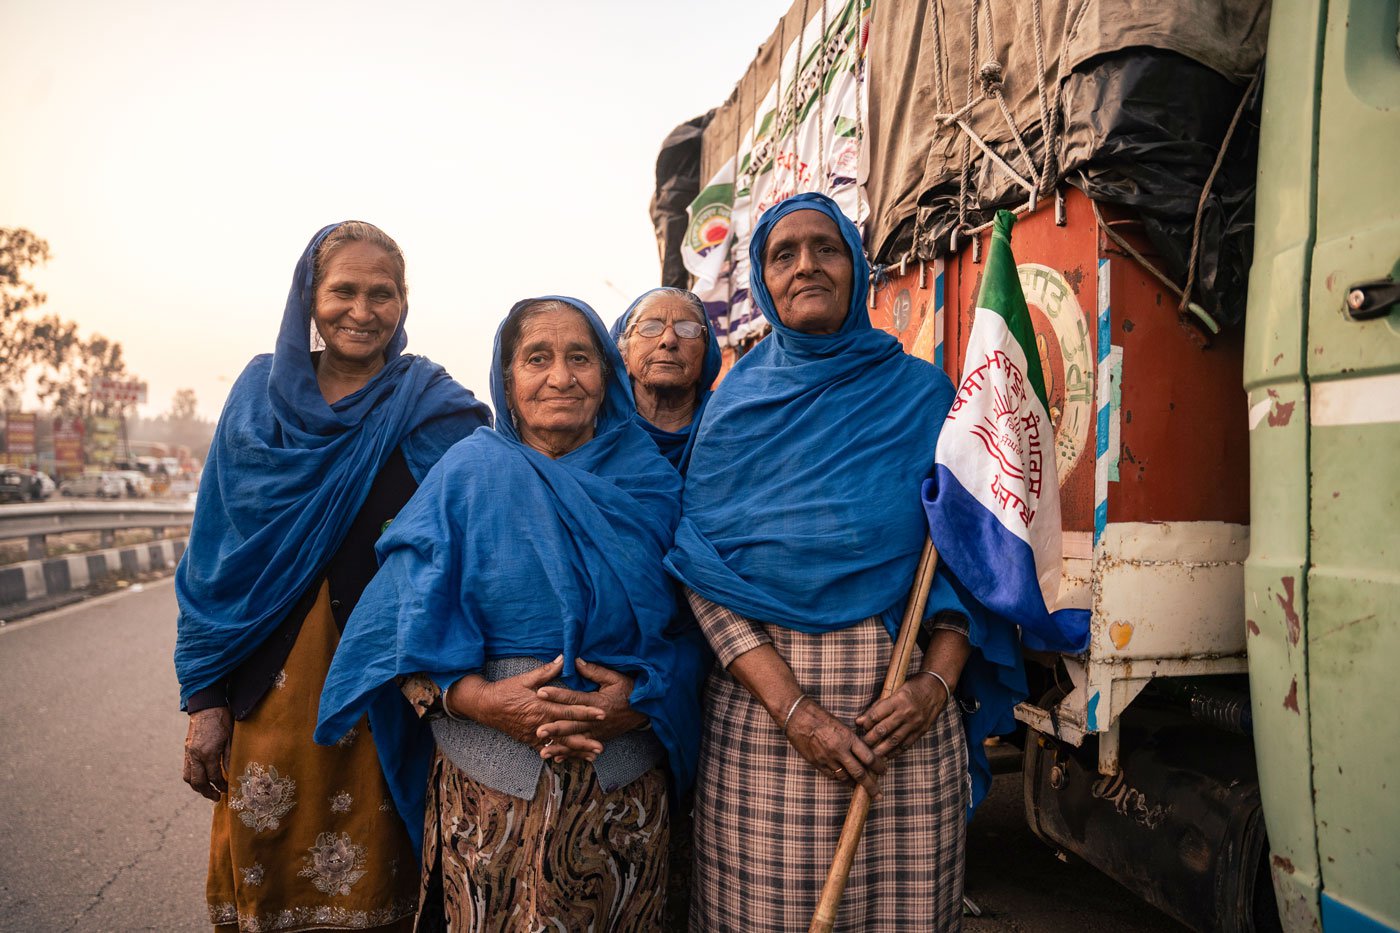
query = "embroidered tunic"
xmin=207 ymin=583 xmax=417 ymax=932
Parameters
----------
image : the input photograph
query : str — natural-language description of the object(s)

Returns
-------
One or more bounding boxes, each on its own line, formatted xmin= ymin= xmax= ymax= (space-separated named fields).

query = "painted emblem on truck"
xmin=1018 ymin=263 xmax=1093 ymax=483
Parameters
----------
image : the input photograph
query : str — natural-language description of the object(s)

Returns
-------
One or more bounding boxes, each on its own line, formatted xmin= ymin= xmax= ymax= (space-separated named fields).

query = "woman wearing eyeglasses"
xmin=612 ymin=287 xmax=722 ymax=474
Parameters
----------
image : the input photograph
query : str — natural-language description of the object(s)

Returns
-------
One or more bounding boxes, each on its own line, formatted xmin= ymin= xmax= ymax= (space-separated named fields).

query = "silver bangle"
xmin=911 ymin=669 xmax=952 ymax=704
xmin=441 ymin=685 xmax=470 ymax=723
xmin=781 ymin=693 xmax=808 ymax=731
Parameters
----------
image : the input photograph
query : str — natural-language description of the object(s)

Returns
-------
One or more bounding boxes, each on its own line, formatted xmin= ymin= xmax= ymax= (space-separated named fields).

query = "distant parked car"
xmin=113 ymin=470 xmax=152 ymax=498
xmin=1 ymin=468 xmax=34 ymax=502
xmin=59 ymin=472 xmax=124 ymax=499
xmin=0 ymin=468 xmax=54 ymax=502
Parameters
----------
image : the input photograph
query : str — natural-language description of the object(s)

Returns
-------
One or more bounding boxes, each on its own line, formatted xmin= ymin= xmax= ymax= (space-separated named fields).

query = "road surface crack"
xmin=62 ymin=794 xmax=200 ymax=932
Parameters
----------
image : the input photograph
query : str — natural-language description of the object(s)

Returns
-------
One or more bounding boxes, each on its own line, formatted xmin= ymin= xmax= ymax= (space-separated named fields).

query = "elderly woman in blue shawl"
xmin=316 ymin=296 xmax=706 ymax=931
xmin=610 ymin=287 xmax=722 ymax=473
xmin=175 ymin=221 xmax=490 ymax=933
xmin=666 ymin=193 xmax=1025 ymax=931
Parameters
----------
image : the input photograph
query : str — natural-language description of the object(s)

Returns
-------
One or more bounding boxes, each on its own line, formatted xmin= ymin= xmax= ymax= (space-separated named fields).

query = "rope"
xmin=818 ymin=0 xmax=828 ymax=192
xmin=1179 ymin=65 xmax=1262 ymax=317
xmin=854 ymin=0 xmax=865 ymax=227
xmin=792 ymin=0 xmax=807 ymax=190
xmin=1047 ymin=0 xmax=1091 ymax=188
xmin=980 ymin=0 xmax=995 ymax=61
xmin=934 ymin=97 xmax=980 ymax=126
xmin=982 ymin=60 xmax=1040 ymax=191
xmin=1030 ymin=0 xmax=1053 ymax=192
xmin=929 ymin=0 xmax=950 ymax=113
xmin=732 ymin=74 xmax=742 ymax=193
xmin=955 ymin=0 xmax=978 ymax=247
xmin=953 ymin=117 xmax=1035 ymax=193
xmin=749 ymin=38 xmax=760 ymax=187
xmin=1087 ymin=190 xmax=1221 ymax=334
xmin=776 ymin=16 xmax=787 ymax=188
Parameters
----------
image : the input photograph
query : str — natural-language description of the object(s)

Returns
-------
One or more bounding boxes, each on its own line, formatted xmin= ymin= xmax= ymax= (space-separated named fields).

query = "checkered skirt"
xmin=689 ymin=595 xmax=968 ymax=932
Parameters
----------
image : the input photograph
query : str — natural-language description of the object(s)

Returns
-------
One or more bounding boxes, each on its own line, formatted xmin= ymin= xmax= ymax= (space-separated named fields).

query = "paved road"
xmin=0 ymin=579 xmax=209 ymax=932
xmin=0 ymin=582 xmax=1186 ymax=932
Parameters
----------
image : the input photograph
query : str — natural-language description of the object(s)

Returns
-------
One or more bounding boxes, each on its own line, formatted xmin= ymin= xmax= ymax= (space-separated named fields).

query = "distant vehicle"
xmin=0 ymin=468 xmax=55 ymax=502
xmin=113 ymin=470 xmax=152 ymax=498
xmin=1 ymin=468 xmax=36 ymax=502
xmin=59 ymin=472 xmax=124 ymax=499
xmin=31 ymin=470 xmax=55 ymax=500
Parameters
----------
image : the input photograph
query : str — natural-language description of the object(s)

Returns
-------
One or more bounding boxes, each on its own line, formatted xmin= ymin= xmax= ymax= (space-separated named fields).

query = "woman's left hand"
xmin=855 ymin=673 xmax=949 ymax=760
xmin=535 ymin=659 xmax=648 ymax=761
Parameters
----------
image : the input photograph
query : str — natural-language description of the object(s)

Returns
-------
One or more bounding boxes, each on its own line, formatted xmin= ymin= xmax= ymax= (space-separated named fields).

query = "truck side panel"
xmin=1244 ymin=0 xmax=1328 ymax=929
xmin=1305 ymin=0 xmax=1400 ymax=927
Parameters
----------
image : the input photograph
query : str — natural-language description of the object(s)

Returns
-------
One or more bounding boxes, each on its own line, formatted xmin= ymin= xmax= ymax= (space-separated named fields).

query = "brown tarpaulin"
xmin=863 ymin=0 xmax=1269 ymax=261
xmin=685 ymin=0 xmax=1268 ymax=262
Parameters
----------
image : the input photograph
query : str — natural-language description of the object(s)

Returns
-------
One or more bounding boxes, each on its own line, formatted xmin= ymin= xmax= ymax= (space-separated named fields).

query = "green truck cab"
xmin=1246 ymin=1 xmax=1400 ymax=929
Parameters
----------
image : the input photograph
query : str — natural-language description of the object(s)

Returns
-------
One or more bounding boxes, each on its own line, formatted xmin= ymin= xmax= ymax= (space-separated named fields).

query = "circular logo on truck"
xmin=1017 ymin=263 xmax=1092 ymax=483
xmin=687 ymin=202 xmax=732 ymax=257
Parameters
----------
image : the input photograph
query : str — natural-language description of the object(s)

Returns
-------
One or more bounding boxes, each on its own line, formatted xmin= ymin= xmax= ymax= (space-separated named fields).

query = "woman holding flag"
xmin=666 ymin=192 xmax=1030 ymax=931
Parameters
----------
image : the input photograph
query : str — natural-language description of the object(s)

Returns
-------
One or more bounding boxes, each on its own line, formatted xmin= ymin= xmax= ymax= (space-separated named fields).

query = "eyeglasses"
xmin=633 ymin=318 xmax=706 ymax=340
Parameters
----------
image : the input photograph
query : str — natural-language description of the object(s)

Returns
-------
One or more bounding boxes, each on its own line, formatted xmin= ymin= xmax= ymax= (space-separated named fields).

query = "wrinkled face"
xmin=508 ymin=307 xmax=606 ymax=452
xmin=312 ymin=241 xmax=403 ymax=368
xmin=762 ymin=210 xmax=853 ymax=335
xmin=622 ymin=295 xmax=708 ymax=394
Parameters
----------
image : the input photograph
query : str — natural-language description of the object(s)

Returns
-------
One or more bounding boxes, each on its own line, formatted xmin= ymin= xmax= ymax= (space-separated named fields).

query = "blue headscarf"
xmin=316 ymin=296 xmax=707 ymax=852
xmin=175 ymin=223 xmax=490 ymax=706
xmin=664 ymin=193 xmax=1025 ymax=808
xmin=609 ymin=288 xmax=723 ymax=473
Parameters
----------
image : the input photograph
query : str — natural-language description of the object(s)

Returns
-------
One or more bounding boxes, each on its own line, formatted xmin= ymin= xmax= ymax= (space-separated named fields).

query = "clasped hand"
xmin=784 ymin=674 xmax=949 ymax=798
xmin=445 ymin=656 xmax=645 ymax=764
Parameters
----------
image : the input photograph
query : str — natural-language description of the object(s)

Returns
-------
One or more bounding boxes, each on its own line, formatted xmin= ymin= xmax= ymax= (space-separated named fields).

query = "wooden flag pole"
xmin=808 ymin=536 xmax=941 ymax=933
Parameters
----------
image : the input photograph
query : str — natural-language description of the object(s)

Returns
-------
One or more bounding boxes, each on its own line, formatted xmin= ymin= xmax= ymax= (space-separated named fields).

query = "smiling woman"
xmin=174 ymin=221 xmax=491 ymax=933
xmin=310 ymin=223 xmax=408 ymax=404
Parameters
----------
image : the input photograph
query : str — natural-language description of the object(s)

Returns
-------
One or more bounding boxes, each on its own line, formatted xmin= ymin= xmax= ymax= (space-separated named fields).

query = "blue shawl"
xmin=316 ymin=296 xmax=706 ymax=852
xmin=609 ymin=288 xmax=723 ymax=473
xmin=664 ymin=193 xmax=1026 ymax=807
xmin=174 ymin=223 xmax=490 ymax=706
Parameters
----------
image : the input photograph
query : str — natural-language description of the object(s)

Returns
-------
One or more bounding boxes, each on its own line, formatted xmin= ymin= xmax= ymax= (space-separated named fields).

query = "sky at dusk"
xmin=1 ymin=0 xmax=791 ymax=419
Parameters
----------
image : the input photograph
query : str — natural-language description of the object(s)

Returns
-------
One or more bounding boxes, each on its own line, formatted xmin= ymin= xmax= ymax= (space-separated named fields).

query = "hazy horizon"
xmin=2 ymin=0 xmax=791 ymax=420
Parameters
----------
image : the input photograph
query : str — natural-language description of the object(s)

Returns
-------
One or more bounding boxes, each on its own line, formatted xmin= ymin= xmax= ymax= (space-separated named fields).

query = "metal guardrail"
xmin=0 ymin=499 xmax=195 ymax=560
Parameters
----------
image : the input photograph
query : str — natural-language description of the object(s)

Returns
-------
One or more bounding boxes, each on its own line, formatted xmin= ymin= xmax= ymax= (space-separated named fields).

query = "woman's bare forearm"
xmin=726 ymin=643 xmax=805 ymax=727
xmin=918 ymin=628 xmax=971 ymax=691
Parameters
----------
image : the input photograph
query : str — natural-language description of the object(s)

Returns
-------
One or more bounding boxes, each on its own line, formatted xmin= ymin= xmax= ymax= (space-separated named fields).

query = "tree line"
xmin=1 ymin=226 xmax=209 ymax=439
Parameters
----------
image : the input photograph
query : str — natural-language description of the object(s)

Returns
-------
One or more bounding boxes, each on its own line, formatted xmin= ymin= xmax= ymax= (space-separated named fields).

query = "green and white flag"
xmin=923 ymin=210 xmax=1089 ymax=653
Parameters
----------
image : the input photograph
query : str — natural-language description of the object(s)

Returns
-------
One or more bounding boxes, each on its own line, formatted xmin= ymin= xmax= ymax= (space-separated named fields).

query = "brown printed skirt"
xmin=206 ymin=582 xmax=418 ymax=932
xmin=417 ymin=751 xmax=669 ymax=932
xmin=690 ymin=614 xmax=970 ymax=933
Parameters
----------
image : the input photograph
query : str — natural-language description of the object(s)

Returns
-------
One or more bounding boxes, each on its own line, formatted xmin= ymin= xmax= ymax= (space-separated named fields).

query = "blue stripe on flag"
xmin=924 ymin=467 xmax=1091 ymax=654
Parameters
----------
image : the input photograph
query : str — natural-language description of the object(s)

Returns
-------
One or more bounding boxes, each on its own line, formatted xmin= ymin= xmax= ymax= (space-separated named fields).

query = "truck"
xmin=648 ymin=1 xmax=1399 ymax=930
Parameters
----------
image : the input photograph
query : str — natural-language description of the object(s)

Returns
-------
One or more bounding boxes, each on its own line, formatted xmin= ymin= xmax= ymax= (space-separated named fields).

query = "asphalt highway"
xmin=0 ymin=579 xmax=1185 ymax=932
